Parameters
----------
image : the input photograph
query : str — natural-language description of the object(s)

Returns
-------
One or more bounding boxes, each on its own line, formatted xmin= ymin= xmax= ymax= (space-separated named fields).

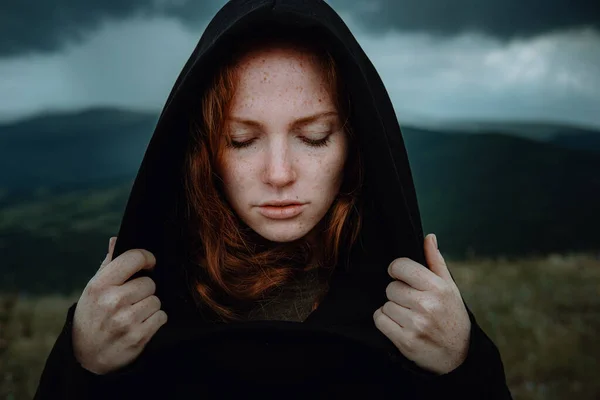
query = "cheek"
xmin=219 ymin=156 xmax=253 ymax=197
xmin=310 ymin=144 xmax=347 ymax=191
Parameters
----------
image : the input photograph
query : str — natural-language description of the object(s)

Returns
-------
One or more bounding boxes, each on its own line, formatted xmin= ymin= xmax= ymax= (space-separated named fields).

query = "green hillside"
xmin=403 ymin=127 xmax=600 ymax=257
xmin=1 ymin=183 xmax=131 ymax=294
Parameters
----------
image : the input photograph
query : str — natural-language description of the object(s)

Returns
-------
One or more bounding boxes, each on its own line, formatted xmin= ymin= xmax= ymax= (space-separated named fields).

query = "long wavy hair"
xmin=182 ymin=26 xmax=364 ymax=321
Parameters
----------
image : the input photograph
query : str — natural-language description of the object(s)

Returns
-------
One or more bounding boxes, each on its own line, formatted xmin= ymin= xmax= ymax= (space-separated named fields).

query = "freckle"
xmin=318 ymin=98 xmax=322 ymax=102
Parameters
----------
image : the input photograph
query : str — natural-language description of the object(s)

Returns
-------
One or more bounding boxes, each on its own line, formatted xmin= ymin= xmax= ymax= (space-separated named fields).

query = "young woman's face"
xmin=218 ymin=45 xmax=348 ymax=243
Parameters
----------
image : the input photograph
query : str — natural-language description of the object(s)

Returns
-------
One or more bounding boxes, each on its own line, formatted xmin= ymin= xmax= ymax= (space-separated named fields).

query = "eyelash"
xmin=228 ymin=134 xmax=332 ymax=149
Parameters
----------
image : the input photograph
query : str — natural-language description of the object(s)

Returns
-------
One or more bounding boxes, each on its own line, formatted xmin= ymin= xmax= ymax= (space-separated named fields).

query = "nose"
xmin=261 ymin=139 xmax=297 ymax=187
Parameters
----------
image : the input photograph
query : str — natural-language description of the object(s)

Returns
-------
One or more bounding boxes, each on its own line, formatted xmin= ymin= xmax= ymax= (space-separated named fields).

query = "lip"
xmin=260 ymin=200 xmax=305 ymax=207
xmin=256 ymin=203 xmax=307 ymax=220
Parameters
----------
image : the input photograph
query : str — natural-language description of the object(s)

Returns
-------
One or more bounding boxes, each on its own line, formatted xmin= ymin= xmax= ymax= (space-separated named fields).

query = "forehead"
xmin=235 ymin=42 xmax=318 ymax=69
xmin=231 ymin=45 xmax=335 ymax=109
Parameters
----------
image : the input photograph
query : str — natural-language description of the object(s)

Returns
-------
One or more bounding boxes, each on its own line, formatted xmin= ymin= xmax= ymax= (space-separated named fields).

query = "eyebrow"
xmin=227 ymin=111 xmax=338 ymax=129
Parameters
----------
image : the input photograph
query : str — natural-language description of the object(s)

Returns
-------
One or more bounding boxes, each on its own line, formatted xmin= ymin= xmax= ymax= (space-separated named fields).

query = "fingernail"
xmin=432 ymin=234 xmax=438 ymax=250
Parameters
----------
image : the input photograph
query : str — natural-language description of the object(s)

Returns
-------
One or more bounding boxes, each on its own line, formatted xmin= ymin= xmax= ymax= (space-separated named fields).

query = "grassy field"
xmin=1 ymin=253 xmax=599 ymax=399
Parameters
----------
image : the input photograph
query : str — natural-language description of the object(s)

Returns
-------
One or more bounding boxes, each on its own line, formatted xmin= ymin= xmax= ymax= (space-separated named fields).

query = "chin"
xmin=250 ymin=223 xmax=312 ymax=243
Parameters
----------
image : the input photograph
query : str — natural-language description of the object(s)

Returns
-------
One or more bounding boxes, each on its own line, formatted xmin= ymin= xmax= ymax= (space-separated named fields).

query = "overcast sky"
xmin=1 ymin=0 xmax=599 ymax=128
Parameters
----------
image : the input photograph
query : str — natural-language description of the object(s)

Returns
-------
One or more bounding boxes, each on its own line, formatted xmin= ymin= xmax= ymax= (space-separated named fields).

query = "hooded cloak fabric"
xmin=34 ymin=0 xmax=512 ymax=398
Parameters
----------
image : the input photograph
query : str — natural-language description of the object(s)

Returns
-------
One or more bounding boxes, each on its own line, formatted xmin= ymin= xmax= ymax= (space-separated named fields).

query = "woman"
xmin=34 ymin=0 xmax=512 ymax=399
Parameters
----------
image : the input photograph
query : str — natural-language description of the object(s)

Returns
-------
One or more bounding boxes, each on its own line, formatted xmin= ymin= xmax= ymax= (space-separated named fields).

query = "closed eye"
xmin=227 ymin=133 xmax=333 ymax=149
xmin=228 ymin=138 xmax=256 ymax=149
xmin=301 ymin=135 xmax=331 ymax=147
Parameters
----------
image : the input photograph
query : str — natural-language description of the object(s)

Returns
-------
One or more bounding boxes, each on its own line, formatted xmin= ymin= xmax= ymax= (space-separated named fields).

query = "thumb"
xmin=425 ymin=233 xmax=452 ymax=281
xmin=99 ymin=237 xmax=117 ymax=271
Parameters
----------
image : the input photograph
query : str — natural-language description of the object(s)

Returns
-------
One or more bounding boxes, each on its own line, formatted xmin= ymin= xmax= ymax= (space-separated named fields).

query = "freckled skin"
xmin=217 ymin=45 xmax=348 ymax=243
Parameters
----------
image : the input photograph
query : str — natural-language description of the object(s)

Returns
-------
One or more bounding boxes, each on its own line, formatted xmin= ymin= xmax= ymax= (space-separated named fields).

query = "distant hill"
xmin=0 ymin=107 xmax=157 ymax=189
xmin=412 ymin=120 xmax=600 ymax=143
xmin=1 ymin=109 xmax=599 ymax=294
xmin=549 ymin=132 xmax=600 ymax=154
xmin=401 ymin=125 xmax=600 ymax=257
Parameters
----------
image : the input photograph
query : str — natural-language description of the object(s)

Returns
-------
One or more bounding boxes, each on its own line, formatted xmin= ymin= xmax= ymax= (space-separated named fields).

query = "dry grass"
xmin=1 ymin=254 xmax=599 ymax=399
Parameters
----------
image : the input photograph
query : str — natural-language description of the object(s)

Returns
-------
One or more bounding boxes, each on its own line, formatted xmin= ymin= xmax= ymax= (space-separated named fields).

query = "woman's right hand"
xmin=72 ymin=237 xmax=168 ymax=375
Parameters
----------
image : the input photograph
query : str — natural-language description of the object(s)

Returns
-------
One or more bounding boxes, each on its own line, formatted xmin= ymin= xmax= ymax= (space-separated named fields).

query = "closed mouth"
xmin=260 ymin=202 xmax=305 ymax=207
xmin=256 ymin=203 xmax=307 ymax=219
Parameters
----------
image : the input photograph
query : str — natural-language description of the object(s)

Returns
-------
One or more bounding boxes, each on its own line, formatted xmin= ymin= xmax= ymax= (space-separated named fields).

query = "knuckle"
xmin=128 ymin=330 xmax=146 ymax=347
xmin=111 ymin=312 xmax=132 ymax=331
xmin=421 ymin=298 xmax=439 ymax=315
xmin=128 ymin=249 xmax=148 ymax=267
xmin=396 ymin=258 xmax=410 ymax=268
xmin=385 ymin=282 xmax=394 ymax=299
xmin=405 ymin=332 xmax=417 ymax=352
xmin=433 ymin=280 xmax=448 ymax=295
xmin=382 ymin=301 xmax=395 ymax=316
xmin=145 ymin=249 xmax=157 ymax=265
xmin=387 ymin=258 xmax=403 ymax=273
xmin=86 ymin=279 xmax=104 ymax=297
xmin=157 ymin=310 xmax=168 ymax=325
xmin=100 ymin=291 xmax=122 ymax=311
xmin=387 ymin=260 xmax=396 ymax=274
xmin=373 ymin=313 xmax=384 ymax=327
xmin=419 ymin=299 xmax=431 ymax=313
xmin=144 ymin=277 xmax=157 ymax=294
xmin=137 ymin=249 xmax=156 ymax=267
xmin=414 ymin=316 xmax=431 ymax=334
xmin=150 ymin=295 xmax=162 ymax=310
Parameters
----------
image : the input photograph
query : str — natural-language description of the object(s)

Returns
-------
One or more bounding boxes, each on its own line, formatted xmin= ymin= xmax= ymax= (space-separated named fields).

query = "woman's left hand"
xmin=373 ymin=233 xmax=471 ymax=375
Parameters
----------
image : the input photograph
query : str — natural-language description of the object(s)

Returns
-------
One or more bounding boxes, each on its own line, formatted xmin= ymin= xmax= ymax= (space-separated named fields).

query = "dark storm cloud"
xmin=1 ymin=0 xmax=598 ymax=57
xmin=328 ymin=0 xmax=600 ymax=39
xmin=0 ymin=0 xmax=224 ymax=57
xmin=1 ymin=1 xmax=599 ymax=127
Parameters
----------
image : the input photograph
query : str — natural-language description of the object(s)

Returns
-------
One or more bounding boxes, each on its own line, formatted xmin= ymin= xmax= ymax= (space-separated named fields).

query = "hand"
xmin=373 ymin=234 xmax=471 ymax=375
xmin=72 ymin=237 xmax=168 ymax=375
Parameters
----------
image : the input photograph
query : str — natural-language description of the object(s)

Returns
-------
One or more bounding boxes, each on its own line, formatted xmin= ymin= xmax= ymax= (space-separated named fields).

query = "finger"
xmin=373 ymin=307 xmax=405 ymax=347
xmin=128 ymin=295 xmax=162 ymax=324
xmin=118 ymin=276 xmax=157 ymax=305
xmin=385 ymin=280 xmax=421 ymax=309
xmin=108 ymin=236 xmax=117 ymax=258
xmin=388 ymin=258 xmax=442 ymax=291
xmin=424 ymin=233 xmax=453 ymax=282
xmin=138 ymin=310 xmax=168 ymax=342
xmin=381 ymin=300 xmax=414 ymax=328
xmin=99 ymin=253 xmax=110 ymax=272
xmin=98 ymin=237 xmax=117 ymax=272
xmin=98 ymin=249 xmax=156 ymax=286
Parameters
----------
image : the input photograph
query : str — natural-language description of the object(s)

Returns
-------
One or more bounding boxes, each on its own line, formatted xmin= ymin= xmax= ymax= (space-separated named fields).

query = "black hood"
xmin=33 ymin=2 xmax=513 ymax=397
xmin=112 ymin=0 xmax=431 ymax=376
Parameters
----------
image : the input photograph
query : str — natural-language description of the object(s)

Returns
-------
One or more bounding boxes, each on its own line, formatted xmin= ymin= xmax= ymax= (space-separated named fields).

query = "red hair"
xmin=182 ymin=27 xmax=363 ymax=321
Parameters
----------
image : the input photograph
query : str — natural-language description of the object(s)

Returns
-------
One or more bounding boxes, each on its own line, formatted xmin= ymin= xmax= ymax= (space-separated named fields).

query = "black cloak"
xmin=34 ymin=0 xmax=512 ymax=398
